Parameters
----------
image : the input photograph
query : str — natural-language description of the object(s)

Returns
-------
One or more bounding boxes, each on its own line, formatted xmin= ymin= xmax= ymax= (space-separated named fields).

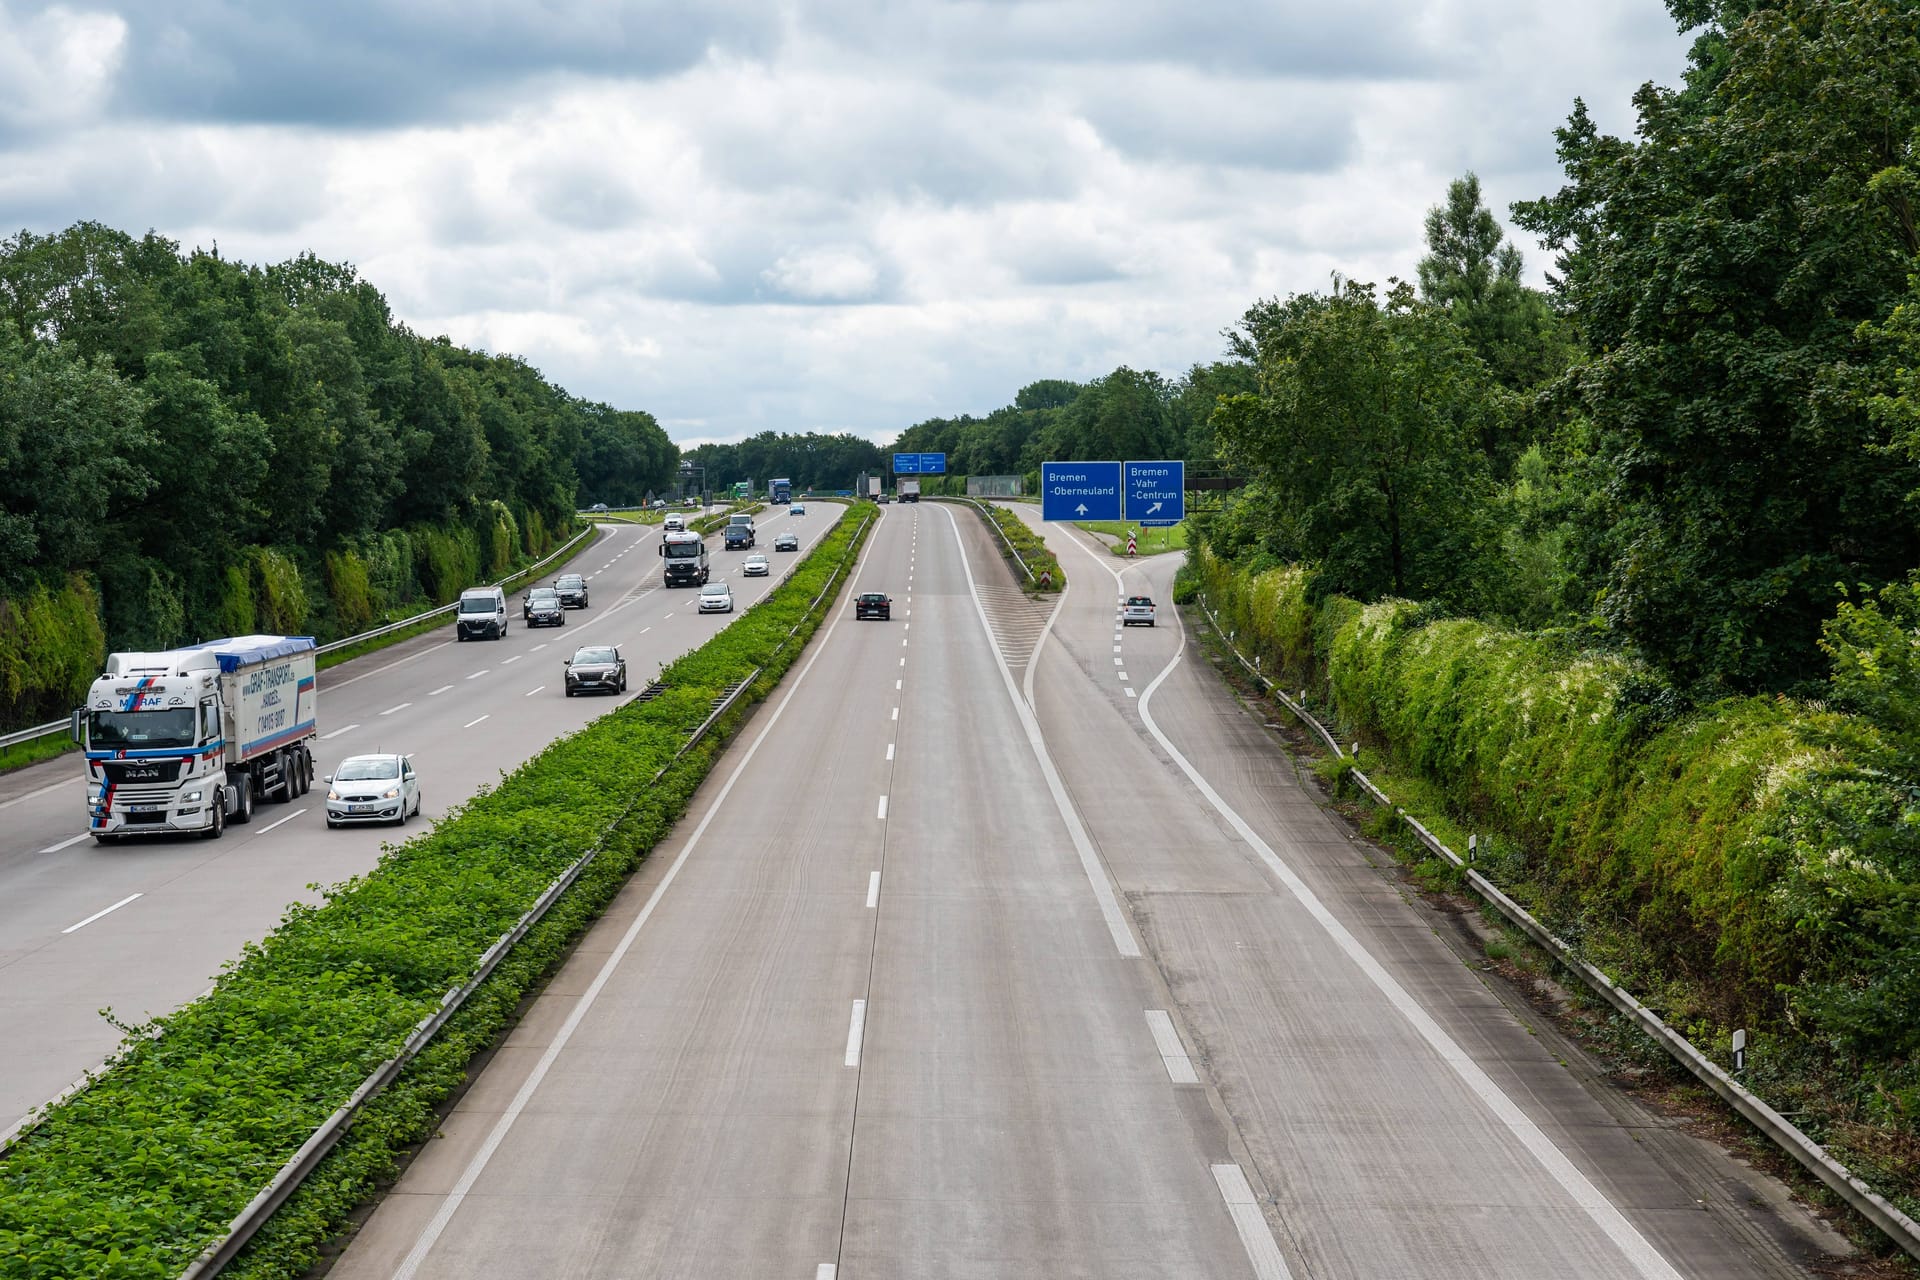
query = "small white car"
xmin=698 ymin=580 xmax=734 ymax=613
xmin=742 ymin=553 xmax=770 ymax=577
xmin=1122 ymin=596 xmax=1157 ymax=627
xmin=325 ymin=754 xmax=422 ymax=827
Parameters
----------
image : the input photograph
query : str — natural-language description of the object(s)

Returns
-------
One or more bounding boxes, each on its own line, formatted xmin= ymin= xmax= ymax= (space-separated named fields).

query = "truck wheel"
xmin=231 ymin=778 xmax=253 ymax=825
xmin=204 ymin=796 xmax=225 ymax=840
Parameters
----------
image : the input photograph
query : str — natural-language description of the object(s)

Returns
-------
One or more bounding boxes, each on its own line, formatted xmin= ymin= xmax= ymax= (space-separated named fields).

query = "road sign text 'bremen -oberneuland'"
xmin=1041 ymin=461 xmax=1122 ymax=521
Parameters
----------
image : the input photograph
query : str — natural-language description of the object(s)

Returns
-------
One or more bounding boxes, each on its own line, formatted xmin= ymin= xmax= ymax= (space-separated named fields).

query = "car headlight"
xmin=182 ymin=789 xmax=203 ymax=803
xmin=381 ymin=786 xmax=401 ymax=800
xmin=326 ymin=789 xmax=341 ymax=801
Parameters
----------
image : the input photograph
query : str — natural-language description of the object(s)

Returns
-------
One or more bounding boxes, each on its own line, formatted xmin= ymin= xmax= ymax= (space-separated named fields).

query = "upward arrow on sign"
xmin=1075 ymin=503 xmax=1089 ymax=516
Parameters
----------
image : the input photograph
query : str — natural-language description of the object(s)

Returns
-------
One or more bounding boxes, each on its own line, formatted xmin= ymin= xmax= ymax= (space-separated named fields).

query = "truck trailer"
xmin=899 ymin=479 xmax=921 ymax=503
xmin=75 ymin=635 xmax=319 ymax=843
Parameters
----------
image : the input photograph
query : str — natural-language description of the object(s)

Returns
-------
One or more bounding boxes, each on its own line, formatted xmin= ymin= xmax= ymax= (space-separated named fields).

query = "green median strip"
xmin=0 ymin=504 xmax=878 ymax=1280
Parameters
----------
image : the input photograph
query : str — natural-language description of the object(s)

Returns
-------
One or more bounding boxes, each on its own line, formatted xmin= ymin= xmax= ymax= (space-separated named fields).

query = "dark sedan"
xmin=855 ymin=592 xmax=892 ymax=620
xmin=555 ymin=573 xmax=590 ymax=608
xmin=523 ymin=587 xmax=566 ymax=627
xmin=564 ymin=645 xmax=627 ymax=696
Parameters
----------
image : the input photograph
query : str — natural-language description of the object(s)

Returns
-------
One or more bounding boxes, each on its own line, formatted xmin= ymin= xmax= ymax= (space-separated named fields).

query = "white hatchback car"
xmin=698 ymin=580 xmax=734 ymax=613
xmin=742 ymin=553 xmax=770 ymax=577
xmin=325 ymin=753 xmax=422 ymax=827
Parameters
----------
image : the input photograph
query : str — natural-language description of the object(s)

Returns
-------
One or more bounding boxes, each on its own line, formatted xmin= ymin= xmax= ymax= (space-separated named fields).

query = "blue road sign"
xmin=892 ymin=452 xmax=947 ymax=474
xmin=1041 ymin=461 xmax=1122 ymax=522
xmin=1125 ymin=460 xmax=1185 ymax=525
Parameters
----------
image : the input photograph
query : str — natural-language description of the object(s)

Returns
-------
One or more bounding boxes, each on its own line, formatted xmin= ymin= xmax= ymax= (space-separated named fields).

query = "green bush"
xmin=978 ymin=503 xmax=1063 ymax=591
xmin=0 ymin=505 xmax=877 ymax=1278
xmin=322 ymin=550 xmax=374 ymax=636
xmin=248 ymin=548 xmax=308 ymax=635
xmin=216 ymin=565 xmax=256 ymax=637
xmin=0 ymin=575 xmax=105 ymax=726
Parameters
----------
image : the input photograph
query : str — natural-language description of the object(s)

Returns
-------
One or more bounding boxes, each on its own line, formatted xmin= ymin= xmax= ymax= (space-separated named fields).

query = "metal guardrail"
xmin=0 ymin=526 xmax=604 ymax=755
xmin=1195 ymin=599 xmax=1920 ymax=1261
xmin=176 ymin=510 xmax=876 ymax=1277
xmin=937 ymin=496 xmax=1033 ymax=584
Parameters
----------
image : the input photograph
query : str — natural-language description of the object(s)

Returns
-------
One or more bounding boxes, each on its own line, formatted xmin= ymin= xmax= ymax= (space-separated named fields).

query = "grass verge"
xmin=969 ymin=502 xmax=1063 ymax=592
xmin=1074 ymin=520 xmax=1188 ymax=556
xmin=0 ymin=505 xmax=878 ymax=1280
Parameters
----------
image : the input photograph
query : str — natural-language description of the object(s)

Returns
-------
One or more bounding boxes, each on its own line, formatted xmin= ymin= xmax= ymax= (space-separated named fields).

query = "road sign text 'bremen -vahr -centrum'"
xmin=1125 ymin=460 xmax=1185 ymax=525
xmin=1041 ymin=461 xmax=1122 ymax=522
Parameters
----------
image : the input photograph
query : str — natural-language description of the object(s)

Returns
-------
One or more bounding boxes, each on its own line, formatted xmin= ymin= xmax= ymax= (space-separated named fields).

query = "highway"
xmin=0 ymin=503 xmax=843 ymax=1137
xmin=331 ymin=502 xmax=1838 ymax=1279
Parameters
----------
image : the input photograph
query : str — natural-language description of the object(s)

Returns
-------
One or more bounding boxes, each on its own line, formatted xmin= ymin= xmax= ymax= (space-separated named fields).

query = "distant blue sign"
xmin=893 ymin=452 xmax=948 ymax=474
xmin=1041 ymin=461 xmax=1122 ymax=522
xmin=1125 ymin=460 xmax=1185 ymax=525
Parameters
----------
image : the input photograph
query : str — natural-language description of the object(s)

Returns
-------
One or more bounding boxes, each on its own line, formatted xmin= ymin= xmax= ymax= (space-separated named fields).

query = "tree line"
xmin=0 ymin=223 xmax=679 ymax=725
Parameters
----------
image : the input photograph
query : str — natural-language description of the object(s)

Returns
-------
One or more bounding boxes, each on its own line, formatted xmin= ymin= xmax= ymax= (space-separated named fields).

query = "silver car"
xmin=698 ymin=580 xmax=734 ymax=613
xmin=325 ymin=754 xmax=422 ymax=827
xmin=742 ymin=553 xmax=770 ymax=577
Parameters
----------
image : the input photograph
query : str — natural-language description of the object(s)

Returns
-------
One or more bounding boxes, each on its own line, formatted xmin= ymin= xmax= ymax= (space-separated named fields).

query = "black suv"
xmin=855 ymin=592 xmax=892 ymax=620
xmin=523 ymin=587 xmax=566 ymax=627
xmin=563 ymin=645 xmax=626 ymax=696
xmin=555 ymin=573 xmax=589 ymax=608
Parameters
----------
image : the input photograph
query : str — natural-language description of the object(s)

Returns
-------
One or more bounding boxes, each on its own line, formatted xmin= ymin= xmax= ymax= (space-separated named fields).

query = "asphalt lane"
xmin=1007 ymin=503 xmax=1837 ymax=1278
xmin=0 ymin=504 xmax=841 ymax=1134
xmin=335 ymin=503 xmax=1264 ymax=1278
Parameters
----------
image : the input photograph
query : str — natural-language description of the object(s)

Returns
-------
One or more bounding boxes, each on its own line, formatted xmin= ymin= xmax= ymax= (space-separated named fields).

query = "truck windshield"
xmin=665 ymin=542 xmax=701 ymax=558
xmin=89 ymin=708 xmax=197 ymax=749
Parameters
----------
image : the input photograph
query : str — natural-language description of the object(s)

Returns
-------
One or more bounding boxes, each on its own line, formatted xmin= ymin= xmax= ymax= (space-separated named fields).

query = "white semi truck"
xmin=75 ymin=635 xmax=319 ymax=843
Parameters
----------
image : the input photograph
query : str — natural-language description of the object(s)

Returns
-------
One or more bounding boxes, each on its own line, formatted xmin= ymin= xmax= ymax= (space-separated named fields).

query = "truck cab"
xmin=660 ymin=529 xmax=710 ymax=584
xmin=724 ymin=514 xmax=756 ymax=548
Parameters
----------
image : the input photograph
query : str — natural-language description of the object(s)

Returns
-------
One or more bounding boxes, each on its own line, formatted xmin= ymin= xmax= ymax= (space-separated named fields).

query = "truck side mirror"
xmin=658 ymin=544 xmax=665 ymax=556
xmin=70 ymin=708 xmax=84 ymax=745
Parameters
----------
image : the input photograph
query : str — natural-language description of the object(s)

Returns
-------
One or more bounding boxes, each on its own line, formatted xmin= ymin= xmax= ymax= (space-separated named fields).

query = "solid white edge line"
xmin=1211 ymin=1164 xmax=1295 ymax=1280
xmin=1139 ymin=627 xmax=1683 ymax=1280
xmin=320 ymin=724 xmax=360 ymax=741
xmin=1144 ymin=1009 xmax=1200 ymax=1085
xmin=42 ymin=832 xmax=91 ymax=853
xmin=62 ymin=892 xmax=142 ymax=935
xmin=462 ymin=715 xmax=490 ymax=729
xmin=844 ymin=999 xmax=867 ymax=1067
xmin=391 ymin=508 xmax=881 ymax=1280
xmin=940 ymin=504 xmax=1139 ymax=958
xmin=256 ymin=807 xmax=308 ymax=835
xmin=866 ymin=871 xmax=880 ymax=909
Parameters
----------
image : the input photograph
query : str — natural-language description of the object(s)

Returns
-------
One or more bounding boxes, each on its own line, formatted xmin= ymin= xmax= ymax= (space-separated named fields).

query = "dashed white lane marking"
xmin=586 ymin=574 xmax=597 ymax=580
xmin=62 ymin=893 xmax=141 ymax=935
xmin=465 ymin=670 xmax=489 ymax=680
xmin=845 ymin=1000 xmax=867 ymax=1067
xmin=502 ymin=654 xmax=522 ymax=665
xmin=524 ymin=686 xmax=545 ymax=698
xmin=866 ymin=872 xmax=881 ymax=909
xmin=321 ymin=724 xmax=359 ymax=741
xmin=639 ymin=627 xmax=651 ymax=635
xmin=428 ymin=685 xmax=454 ymax=696
xmin=1114 ymin=657 xmax=1124 ymax=665
xmin=42 ymin=832 xmax=90 ymax=853
xmin=1117 ymin=672 xmax=1129 ymax=682
xmin=885 ymin=743 xmax=894 ymax=761
xmin=1145 ymin=1010 xmax=1199 ymax=1084
xmin=1125 ymin=688 xmax=1138 ymax=699
xmin=817 ymin=1267 xmax=836 ymax=1280
xmin=1213 ymin=1164 xmax=1296 ymax=1280
xmin=379 ymin=702 xmax=411 ymax=716
xmin=463 ymin=715 xmax=490 ymax=729
xmin=894 ymin=679 xmax=902 ymax=691
xmin=257 ymin=807 xmax=307 ymax=835
xmin=902 ymin=638 xmax=908 ymax=647
xmin=531 ymin=643 xmax=548 ymax=652
xmin=899 ymin=657 xmax=905 ymax=667
xmin=663 ymin=613 xmax=674 ymax=620
xmin=1114 ymin=646 xmax=1123 ymax=654
xmin=876 ymin=795 xmax=888 ymax=820
xmin=891 ymin=707 xmax=899 ymax=721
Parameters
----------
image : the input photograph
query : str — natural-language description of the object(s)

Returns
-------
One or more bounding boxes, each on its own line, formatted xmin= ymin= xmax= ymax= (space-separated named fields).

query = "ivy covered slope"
xmin=0 ymin=224 xmax=681 ymax=731
xmin=1194 ymin=548 xmax=1919 ymax=1209
xmin=0 ymin=506 xmax=874 ymax=1280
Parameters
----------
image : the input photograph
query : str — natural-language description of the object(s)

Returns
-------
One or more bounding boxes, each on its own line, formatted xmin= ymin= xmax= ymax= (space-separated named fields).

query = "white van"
xmin=455 ymin=585 xmax=509 ymax=640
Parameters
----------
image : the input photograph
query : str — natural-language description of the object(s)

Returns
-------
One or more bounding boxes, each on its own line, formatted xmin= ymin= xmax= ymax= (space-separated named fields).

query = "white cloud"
xmin=0 ymin=0 xmax=1695 ymax=443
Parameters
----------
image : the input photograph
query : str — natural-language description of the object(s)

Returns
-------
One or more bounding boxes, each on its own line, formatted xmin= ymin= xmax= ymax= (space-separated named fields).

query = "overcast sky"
xmin=0 ymin=1 xmax=1691 ymax=446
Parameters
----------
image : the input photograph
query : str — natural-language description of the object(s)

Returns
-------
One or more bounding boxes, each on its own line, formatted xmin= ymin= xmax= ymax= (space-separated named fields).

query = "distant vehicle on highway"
xmin=324 ymin=753 xmax=421 ymax=828
xmin=855 ymin=592 xmax=892 ymax=620
xmin=742 ymin=553 xmax=770 ymax=577
xmin=789 ymin=503 xmax=806 ymax=516
xmin=456 ymin=586 xmax=509 ymax=640
xmin=590 ymin=502 xmax=609 ymax=513
xmin=554 ymin=573 xmax=589 ymax=608
xmin=774 ymin=532 xmax=799 ymax=552
xmin=663 ymin=513 xmax=686 ymax=532
xmin=563 ymin=645 xmax=627 ymax=696
xmin=698 ymin=580 xmax=734 ymax=613
xmin=523 ymin=587 xmax=566 ymax=627
xmin=1123 ymin=596 xmax=1157 ymax=627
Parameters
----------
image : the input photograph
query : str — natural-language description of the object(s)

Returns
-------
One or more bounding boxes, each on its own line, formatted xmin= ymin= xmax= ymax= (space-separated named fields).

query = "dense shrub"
xmin=978 ymin=503 xmax=1063 ymax=591
xmin=0 ymin=575 xmax=105 ymax=727
xmin=322 ymin=551 xmax=374 ymax=635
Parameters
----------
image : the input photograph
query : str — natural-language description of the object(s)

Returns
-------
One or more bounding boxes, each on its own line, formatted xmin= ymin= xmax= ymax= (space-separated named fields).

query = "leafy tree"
xmin=1513 ymin=0 xmax=1920 ymax=691
xmin=1212 ymin=280 xmax=1503 ymax=606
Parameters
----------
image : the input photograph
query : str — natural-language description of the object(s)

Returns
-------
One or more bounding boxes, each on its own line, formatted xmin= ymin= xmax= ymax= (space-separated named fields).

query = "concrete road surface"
xmin=333 ymin=502 xmax=1847 ymax=1279
xmin=0 ymin=503 xmax=840 ymax=1135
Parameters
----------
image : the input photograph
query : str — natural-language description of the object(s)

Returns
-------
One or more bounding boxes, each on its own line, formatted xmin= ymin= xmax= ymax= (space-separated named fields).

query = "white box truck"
xmin=75 ymin=634 xmax=319 ymax=843
xmin=899 ymin=479 xmax=921 ymax=503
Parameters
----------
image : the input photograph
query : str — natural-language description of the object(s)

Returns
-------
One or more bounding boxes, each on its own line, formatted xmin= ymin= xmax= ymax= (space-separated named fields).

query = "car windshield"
xmin=557 ymin=576 xmax=584 ymax=588
xmin=1128 ymin=597 xmax=1154 ymax=606
xmin=528 ymin=590 xmax=559 ymax=603
xmin=572 ymin=648 xmax=616 ymax=664
xmin=336 ymin=758 xmax=399 ymax=781
xmin=459 ymin=597 xmax=497 ymax=613
xmin=89 ymin=708 xmax=197 ymax=749
xmin=665 ymin=541 xmax=700 ymax=558
xmin=703 ymin=584 xmax=728 ymax=595
xmin=860 ymin=593 xmax=886 ymax=602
